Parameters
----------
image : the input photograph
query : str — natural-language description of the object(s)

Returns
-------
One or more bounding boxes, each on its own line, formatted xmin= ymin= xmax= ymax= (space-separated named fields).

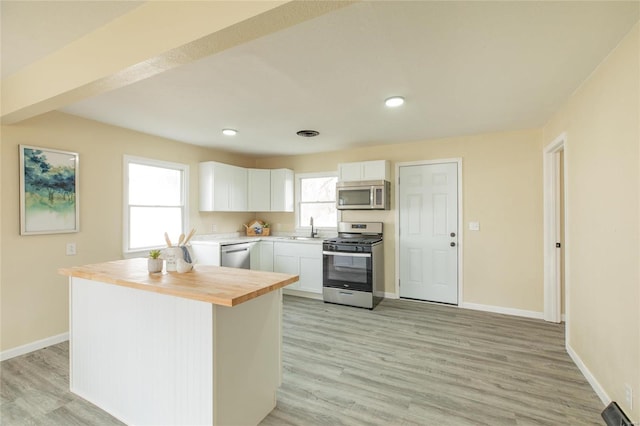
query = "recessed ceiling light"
xmin=385 ymin=96 xmax=405 ymax=107
xmin=296 ymin=130 xmax=319 ymax=137
xmin=222 ymin=129 xmax=237 ymax=136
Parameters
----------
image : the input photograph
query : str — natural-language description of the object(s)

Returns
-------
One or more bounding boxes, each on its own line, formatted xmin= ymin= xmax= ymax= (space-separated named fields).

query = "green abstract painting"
xmin=20 ymin=145 xmax=79 ymax=235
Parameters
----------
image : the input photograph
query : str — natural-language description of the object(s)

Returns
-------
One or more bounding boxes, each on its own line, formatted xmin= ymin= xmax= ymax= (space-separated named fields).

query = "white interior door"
xmin=399 ymin=163 xmax=458 ymax=304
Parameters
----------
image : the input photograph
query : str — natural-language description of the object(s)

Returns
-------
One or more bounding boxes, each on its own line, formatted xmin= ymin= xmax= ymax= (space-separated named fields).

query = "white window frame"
xmin=295 ymin=171 xmax=340 ymax=232
xmin=123 ymin=155 xmax=189 ymax=255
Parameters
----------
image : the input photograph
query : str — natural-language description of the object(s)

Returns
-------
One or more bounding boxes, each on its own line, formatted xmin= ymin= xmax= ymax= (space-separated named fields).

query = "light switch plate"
xmin=66 ymin=242 xmax=77 ymax=256
xmin=469 ymin=222 xmax=480 ymax=231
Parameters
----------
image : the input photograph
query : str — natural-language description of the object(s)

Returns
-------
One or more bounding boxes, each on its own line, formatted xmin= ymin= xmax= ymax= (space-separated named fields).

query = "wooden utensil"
xmin=164 ymin=232 xmax=172 ymax=247
xmin=178 ymin=233 xmax=185 ymax=246
xmin=183 ymin=228 xmax=196 ymax=245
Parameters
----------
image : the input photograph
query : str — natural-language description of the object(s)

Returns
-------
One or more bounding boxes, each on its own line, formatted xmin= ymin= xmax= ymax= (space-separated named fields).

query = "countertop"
xmin=58 ymin=258 xmax=299 ymax=307
xmin=191 ymin=234 xmax=329 ymax=245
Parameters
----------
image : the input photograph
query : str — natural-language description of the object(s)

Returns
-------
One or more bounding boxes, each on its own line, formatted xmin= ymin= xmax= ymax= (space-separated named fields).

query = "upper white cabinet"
xmin=270 ymin=168 xmax=294 ymax=212
xmin=200 ymin=163 xmax=293 ymax=212
xmin=248 ymin=169 xmax=271 ymax=212
xmin=199 ymin=162 xmax=247 ymax=212
xmin=338 ymin=160 xmax=390 ymax=182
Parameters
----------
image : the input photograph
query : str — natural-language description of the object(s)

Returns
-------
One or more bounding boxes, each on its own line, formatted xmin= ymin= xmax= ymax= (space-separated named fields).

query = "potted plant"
xmin=148 ymin=249 xmax=163 ymax=273
xmin=263 ymin=222 xmax=271 ymax=236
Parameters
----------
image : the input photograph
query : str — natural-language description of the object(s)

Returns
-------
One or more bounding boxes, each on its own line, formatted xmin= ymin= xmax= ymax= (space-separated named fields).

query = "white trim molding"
xmin=543 ymin=132 xmax=567 ymax=323
xmin=460 ymin=302 xmax=544 ymax=320
xmin=1 ymin=332 xmax=69 ymax=361
xmin=122 ymin=155 xmax=190 ymax=255
xmin=566 ymin=343 xmax=610 ymax=407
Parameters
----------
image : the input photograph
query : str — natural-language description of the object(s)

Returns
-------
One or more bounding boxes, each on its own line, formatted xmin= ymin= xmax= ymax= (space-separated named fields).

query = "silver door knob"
xmin=450 ymin=232 xmax=456 ymax=237
xmin=450 ymin=242 xmax=456 ymax=247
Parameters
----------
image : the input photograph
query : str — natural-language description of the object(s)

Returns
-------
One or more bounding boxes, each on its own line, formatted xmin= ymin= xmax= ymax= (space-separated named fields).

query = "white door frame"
xmin=395 ymin=158 xmax=463 ymax=304
xmin=543 ymin=133 xmax=566 ymax=323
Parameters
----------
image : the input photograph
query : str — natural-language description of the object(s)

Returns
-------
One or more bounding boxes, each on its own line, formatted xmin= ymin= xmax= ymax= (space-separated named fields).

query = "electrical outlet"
xmin=624 ymin=384 xmax=633 ymax=410
xmin=211 ymin=224 xmax=217 ymax=233
xmin=469 ymin=221 xmax=480 ymax=231
xmin=66 ymin=243 xmax=77 ymax=256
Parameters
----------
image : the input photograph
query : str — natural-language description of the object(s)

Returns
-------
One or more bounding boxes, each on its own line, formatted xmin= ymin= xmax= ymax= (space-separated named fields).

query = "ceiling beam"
xmin=1 ymin=0 xmax=355 ymax=124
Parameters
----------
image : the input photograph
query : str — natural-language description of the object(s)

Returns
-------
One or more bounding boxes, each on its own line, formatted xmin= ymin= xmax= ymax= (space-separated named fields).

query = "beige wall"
xmin=1 ymin=112 xmax=545 ymax=353
xmin=0 ymin=111 xmax=256 ymax=351
xmin=543 ymin=22 xmax=639 ymax=421
xmin=257 ymin=128 xmax=544 ymax=312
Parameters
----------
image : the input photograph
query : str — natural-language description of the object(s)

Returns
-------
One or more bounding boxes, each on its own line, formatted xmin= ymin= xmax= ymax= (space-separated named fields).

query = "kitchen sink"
xmin=286 ymin=236 xmax=319 ymax=241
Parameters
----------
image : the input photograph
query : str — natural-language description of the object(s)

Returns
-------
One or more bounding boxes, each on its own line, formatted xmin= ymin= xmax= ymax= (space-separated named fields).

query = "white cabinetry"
xmin=270 ymin=169 xmax=294 ymax=212
xmin=199 ymin=162 xmax=247 ymax=211
xmin=251 ymin=240 xmax=274 ymax=272
xmin=200 ymin=162 xmax=292 ymax=212
xmin=190 ymin=241 xmax=222 ymax=266
xmin=338 ymin=160 xmax=390 ymax=182
xmin=274 ymin=242 xmax=322 ymax=293
xmin=248 ymin=169 xmax=271 ymax=212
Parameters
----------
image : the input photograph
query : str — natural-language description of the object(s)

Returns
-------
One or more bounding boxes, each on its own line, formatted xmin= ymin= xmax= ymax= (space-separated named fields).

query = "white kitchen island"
xmin=59 ymin=258 xmax=298 ymax=426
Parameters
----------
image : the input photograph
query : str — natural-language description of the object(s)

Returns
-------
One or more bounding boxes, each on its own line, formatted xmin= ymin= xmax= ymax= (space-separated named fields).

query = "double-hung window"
xmin=123 ymin=156 xmax=189 ymax=254
xmin=296 ymin=172 xmax=338 ymax=230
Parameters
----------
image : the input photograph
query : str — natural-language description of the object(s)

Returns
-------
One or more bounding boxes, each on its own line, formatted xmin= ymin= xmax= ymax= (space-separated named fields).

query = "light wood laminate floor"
xmin=1 ymin=296 xmax=603 ymax=425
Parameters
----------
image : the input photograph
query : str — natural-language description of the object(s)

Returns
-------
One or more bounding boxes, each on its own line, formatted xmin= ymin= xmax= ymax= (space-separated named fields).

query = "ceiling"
xmin=2 ymin=1 xmax=639 ymax=156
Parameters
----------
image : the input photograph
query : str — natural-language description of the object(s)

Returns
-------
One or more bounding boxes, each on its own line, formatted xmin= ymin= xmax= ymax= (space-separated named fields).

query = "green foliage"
xmin=149 ymin=249 xmax=162 ymax=259
xmin=23 ymin=149 xmax=75 ymax=204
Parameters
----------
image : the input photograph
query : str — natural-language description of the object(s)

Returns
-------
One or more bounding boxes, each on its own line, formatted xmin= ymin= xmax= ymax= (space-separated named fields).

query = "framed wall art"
xmin=19 ymin=145 xmax=79 ymax=235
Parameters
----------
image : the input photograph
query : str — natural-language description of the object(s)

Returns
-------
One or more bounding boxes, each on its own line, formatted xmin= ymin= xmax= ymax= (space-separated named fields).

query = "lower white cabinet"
xmin=251 ymin=241 xmax=274 ymax=272
xmin=190 ymin=241 xmax=222 ymax=266
xmin=273 ymin=242 xmax=322 ymax=294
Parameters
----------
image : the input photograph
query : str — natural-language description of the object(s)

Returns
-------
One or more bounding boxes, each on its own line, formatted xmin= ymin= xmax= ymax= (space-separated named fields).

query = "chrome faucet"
xmin=310 ymin=217 xmax=318 ymax=238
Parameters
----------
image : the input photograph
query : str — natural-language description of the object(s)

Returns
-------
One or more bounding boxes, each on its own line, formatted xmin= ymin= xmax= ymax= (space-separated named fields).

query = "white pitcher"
xmin=163 ymin=247 xmax=183 ymax=272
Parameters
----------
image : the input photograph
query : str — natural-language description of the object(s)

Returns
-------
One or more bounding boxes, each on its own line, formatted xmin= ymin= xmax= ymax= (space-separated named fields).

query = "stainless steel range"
xmin=322 ymin=222 xmax=384 ymax=309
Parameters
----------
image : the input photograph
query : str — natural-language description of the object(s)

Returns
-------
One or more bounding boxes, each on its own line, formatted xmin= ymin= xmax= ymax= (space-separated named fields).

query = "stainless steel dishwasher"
xmin=220 ymin=242 xmax=251 ymax=269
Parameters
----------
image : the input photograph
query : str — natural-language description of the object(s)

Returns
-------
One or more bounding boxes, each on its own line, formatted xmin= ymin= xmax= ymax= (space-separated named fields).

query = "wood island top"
xmin=58 ymin=258 xmax=299 ymax=307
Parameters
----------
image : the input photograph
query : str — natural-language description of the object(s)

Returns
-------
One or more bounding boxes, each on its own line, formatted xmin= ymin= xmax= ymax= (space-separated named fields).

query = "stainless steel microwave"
xmin=336 ymin=180 xmax=390 ymax=210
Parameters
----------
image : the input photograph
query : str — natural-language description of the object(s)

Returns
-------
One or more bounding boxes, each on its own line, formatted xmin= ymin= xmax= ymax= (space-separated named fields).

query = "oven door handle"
xmin=322 ymin=251 xmax=371 ymax=258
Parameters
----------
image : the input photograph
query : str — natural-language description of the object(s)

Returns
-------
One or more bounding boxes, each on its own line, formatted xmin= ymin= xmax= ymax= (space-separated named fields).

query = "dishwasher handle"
xmin=222 ymin=247 xmax=249 ymax=254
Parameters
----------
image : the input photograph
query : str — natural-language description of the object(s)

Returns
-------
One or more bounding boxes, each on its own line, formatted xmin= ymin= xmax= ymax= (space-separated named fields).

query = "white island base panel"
xmin=70 ymin=277 xmax=282 ymax=426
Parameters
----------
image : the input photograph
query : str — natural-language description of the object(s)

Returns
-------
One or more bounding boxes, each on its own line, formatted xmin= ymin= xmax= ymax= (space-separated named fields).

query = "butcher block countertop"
xmin=58 ymin=258 xmax=299 ymax=307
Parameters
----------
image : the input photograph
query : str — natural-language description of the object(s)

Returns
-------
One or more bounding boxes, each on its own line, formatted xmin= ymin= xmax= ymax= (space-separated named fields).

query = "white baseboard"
xmin=1 ymin=332 xmax=69 ymax=362
xmin=566 ymin=342 xmax=610 ymax=406
xmin=460 ymin=302 xmax=544 ymax=320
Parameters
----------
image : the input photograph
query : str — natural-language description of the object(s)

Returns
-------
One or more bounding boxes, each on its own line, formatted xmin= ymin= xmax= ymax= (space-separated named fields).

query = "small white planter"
xmin=147 ymin=258 xmax=163 ymax=273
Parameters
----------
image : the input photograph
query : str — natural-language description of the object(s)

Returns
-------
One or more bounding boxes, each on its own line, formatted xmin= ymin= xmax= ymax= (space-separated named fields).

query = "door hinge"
xmin=556 ymin=242 xmax=561 ymax=248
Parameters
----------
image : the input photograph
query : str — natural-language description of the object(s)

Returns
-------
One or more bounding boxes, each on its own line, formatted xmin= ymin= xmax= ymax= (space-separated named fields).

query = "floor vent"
xmin=601 ymin=401 xmax=633 ymax=426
